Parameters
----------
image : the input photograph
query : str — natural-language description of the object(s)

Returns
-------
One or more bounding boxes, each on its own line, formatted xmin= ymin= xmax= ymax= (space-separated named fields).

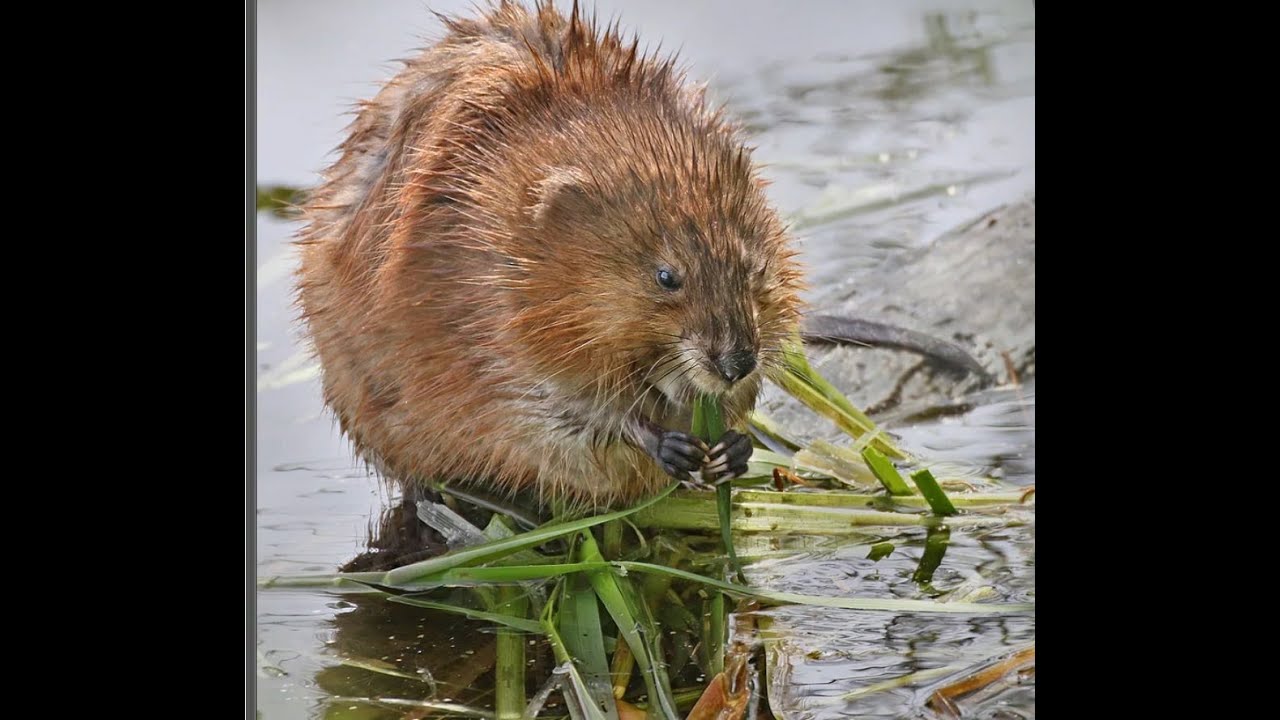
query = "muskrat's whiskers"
xmin=609 ymin=348 xmax=691 ymax=421
xmin=587 ymin=352 xmax=671 ymax=429
xmin=620 ymin=350 xmax=697 ymax=421
xmin=645 ymin=353 xmax=700 ymax=401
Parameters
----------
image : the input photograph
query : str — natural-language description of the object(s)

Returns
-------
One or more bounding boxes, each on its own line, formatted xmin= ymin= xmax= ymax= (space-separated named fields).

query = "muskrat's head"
xmin=510 ymin=115 xmax=805 ymax=416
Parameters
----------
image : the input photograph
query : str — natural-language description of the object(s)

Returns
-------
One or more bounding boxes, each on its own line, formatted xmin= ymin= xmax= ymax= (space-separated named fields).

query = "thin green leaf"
xmin=602 ymin=519 xmax=623 ymax=559
xmin=579 ymin=533 xmax=681 ymax=720
xmin=706 ymin=590 xmax=726 ymax=677
xmin=730 ymin=488 xmax=1023 ymax=508
xmin=862 ymin=447 xmax=913 ymax=496
xmin=494 ymin=585 xmax=528 ymax=720
xmin=631 ymin=495 xmax=987 ymax=534
xmin=867 ymin=542 xmax=896 ymax=561
xmin=911 ymin=469 xmax=958 ymax=515
xmin=542 ymin=580 xmax=610 ymax=720
xmin=428 ymin=562 xmax=600 ymax=583
xmin=559 ymin=573 xmax=620 ymax=720
xmin=383 ymin=482 xmax=678 ymax=586
xmin=772 ymin=341 xmax=907 ymax=459
xmin=264 ymin=562 xmax=1030 ymax=614
xmin=693 ymin=394 xmax=746 ymax=585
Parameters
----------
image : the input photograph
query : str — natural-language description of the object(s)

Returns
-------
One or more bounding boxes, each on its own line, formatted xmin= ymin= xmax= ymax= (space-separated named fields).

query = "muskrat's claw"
xmin=703 ymin=430 xmax=753 ymax=484
xmin=658 ymin=430 xmax=709 ymax=480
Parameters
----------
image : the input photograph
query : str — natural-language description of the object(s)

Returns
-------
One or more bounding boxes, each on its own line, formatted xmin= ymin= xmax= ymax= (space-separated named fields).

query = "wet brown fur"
xmin=296 ymin=1 xmax=804 ymax=510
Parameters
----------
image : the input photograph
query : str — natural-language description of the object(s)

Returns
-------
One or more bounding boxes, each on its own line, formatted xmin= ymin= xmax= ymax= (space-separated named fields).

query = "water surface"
xmin=256 ymin=1 xmax=1034 ymax=717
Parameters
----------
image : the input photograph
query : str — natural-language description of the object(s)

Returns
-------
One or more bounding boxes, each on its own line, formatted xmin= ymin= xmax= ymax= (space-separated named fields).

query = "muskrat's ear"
xmin=527 ymin=167 xmax=590 ymax=225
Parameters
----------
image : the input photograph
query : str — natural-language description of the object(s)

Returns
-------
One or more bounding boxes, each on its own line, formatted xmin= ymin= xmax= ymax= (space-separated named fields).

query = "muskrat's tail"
xmin=801 ymin=314 xmax=992 ymax=382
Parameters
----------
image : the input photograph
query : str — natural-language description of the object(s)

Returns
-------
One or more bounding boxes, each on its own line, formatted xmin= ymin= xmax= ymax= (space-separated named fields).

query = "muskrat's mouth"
xmin=646 ymin=338 xmax=753 ymax=404
xmin=649 ymin=364 xmax=736 ymax=405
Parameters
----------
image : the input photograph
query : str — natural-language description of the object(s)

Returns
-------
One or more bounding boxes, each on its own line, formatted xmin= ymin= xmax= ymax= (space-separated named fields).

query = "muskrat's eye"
xmin=656 ymin=267 xmax=682 ymax=291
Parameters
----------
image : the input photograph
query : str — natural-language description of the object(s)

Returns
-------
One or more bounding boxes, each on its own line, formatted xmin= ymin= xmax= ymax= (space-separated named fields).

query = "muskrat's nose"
xmin=715 ymin=350 xmax=757 ymax=384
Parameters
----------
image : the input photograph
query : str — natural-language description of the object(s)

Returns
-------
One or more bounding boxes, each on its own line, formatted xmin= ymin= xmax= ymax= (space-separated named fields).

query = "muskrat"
xmin=296 ymin=0 xmax=804 ymax=509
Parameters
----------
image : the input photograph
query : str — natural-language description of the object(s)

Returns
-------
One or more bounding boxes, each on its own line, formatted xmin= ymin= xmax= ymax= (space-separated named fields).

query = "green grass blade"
xmin=602 ymin=519 xmax=623 ymax=559
xmin=862 ymin=447 xmax=914 ymax=496
xmin=771 ymin=369 xmax=904 ymax=460
xmin=631 ymin=494 xmax=994 ymax=534
xmin=428 ymin=562 xmax=600 ymax=583
xmin=706 ymin=590 xmax=726 ymax=677
xmin=729 ymin=489 xmax=1022 ymax=508
xmin=692 ymin=394 xmax=747 ymax=585
xmin=383 ymin=482 xmax=678 ymax=586
xmin=494 ymin=585 xmax=528 ymax=719
xmin=266 ymin=561 xmax=1029 ymax=614
xmin=480 ymin=514 xmax=552 ymax=567
xmin=781 ymin=340 xmax=859 ymax=418
xmin=910 ymin=469 xmax=958 ymax=515
xmin=559 ymin=573 xmax=620 ymax=720
xmin=772 ymin=340 xmax=907 ymax=459
xmin=578 ymin=533 xmax=681 ymax=720
xmin=747 ymin=410 xmax=803 ymax=453
xmin=418 ymin=559 xmax=1030 ymax=613
xmin=867 ymin=542 xmax=895 ymax=561
xmin=542 ymin=580 xmax=610 ymax=720
xmin=715 ymin=486 xmax=744 ymax=582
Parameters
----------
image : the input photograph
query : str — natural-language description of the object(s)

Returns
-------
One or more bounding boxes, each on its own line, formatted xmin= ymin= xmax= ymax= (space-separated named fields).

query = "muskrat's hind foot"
xmin=704 ymin=430 xmax=753 ymax=484
xmin=656 ymin=430 xmax=708 ymax=481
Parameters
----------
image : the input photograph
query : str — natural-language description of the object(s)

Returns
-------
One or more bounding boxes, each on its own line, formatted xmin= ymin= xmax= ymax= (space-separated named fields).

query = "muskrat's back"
xmin=297 ymin=1 xmax=804 ymax=509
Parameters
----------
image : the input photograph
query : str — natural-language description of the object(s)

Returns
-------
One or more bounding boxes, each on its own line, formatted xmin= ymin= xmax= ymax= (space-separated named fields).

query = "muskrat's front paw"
xmin=657 ymin=431 xmax=709 ymax=480
xmin=703 ymin=430 xmax=753 ymax=484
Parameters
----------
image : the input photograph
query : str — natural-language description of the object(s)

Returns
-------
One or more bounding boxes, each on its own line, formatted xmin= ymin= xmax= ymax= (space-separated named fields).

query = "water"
xmin=255 ymin=1 xmax=1034 ymax=717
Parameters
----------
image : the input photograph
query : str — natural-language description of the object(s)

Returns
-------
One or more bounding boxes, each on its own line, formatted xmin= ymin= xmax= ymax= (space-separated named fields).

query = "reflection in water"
xmin=314 ymin=593 xmax=509 ymax=719
xmin=878 ymin=13 xmax=1000 ymax=102
xmin=773 ymin=12 xmax=1008 ymax=110
xmin=912 ymin=525 xmax=951 ymax=587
